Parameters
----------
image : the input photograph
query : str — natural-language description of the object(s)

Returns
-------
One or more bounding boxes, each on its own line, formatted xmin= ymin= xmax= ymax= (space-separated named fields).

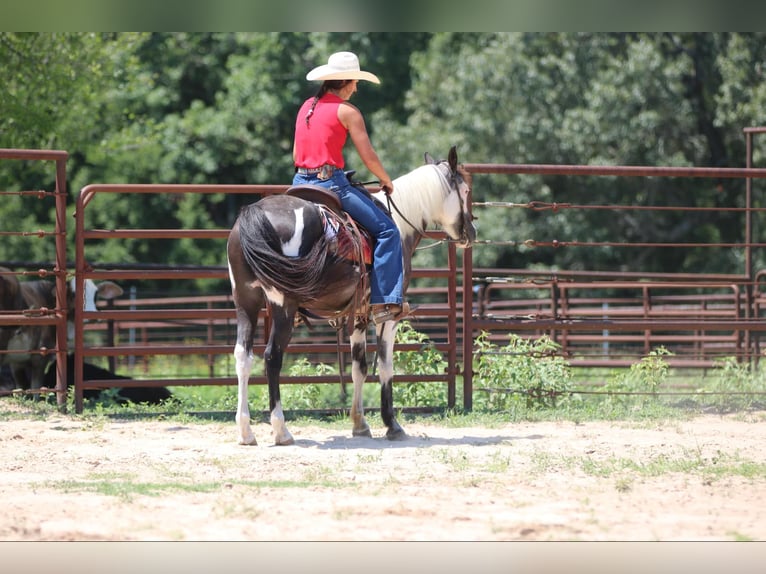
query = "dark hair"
xmin=305 ymin=80 xmax=351 ymax=126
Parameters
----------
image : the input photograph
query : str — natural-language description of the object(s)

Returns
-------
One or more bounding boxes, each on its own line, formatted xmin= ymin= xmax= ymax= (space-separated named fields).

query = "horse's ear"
xmin=448 ymin=146 xmax=458 ymax=171
xmin=424 ymin=152 xmax=436 ymax=165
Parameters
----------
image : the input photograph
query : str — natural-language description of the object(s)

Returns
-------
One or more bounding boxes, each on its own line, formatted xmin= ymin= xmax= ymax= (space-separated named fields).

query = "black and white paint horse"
xmin=227 ymin=146 xmax=476 ymax=445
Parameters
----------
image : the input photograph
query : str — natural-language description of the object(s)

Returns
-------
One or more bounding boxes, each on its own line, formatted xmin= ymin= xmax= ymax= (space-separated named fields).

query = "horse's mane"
xmin=236 ymin=202 xmax=331 ymax=300
xmin=385 ymin=164 xmax=447 ymax=236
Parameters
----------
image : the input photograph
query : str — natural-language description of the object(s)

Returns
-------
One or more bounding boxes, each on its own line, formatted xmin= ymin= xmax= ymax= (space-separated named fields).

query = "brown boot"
xmin=371 ymin=301 xmax=412 ymax=325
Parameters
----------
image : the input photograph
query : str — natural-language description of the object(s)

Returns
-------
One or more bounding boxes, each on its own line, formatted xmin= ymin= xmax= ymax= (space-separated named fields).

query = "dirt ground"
xmin=1 ymin=405 xmax=765 ymax=541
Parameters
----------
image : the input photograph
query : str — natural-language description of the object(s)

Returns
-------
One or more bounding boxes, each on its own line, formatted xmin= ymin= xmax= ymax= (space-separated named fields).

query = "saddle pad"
xmin=320 ymin=207 xmax=372 ymax=266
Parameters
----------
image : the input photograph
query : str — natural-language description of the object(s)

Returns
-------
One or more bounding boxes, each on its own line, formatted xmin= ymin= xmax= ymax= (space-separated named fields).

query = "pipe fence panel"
xmin=0 ymin=149 xmax=68 ymax=407
xmin=460 ymin=127 xmax=766 ymax=408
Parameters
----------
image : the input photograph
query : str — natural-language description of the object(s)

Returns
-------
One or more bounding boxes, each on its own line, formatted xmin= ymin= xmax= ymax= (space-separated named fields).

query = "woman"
xmin=293 ymin=51 xmax=409 ymax=324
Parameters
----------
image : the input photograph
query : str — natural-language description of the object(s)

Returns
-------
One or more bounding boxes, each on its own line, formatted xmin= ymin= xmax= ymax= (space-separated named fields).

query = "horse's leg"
xmin=376 ymin=321 xmax=406 ymax=440
xmin=265 ymin=302 xmax=297 ymax=446
xmin=233 ymin=302 xmax=260 ymax=446
xmin=349 ymin=318 xmax=371 ymax=437
xmin=229 ymin=226 xmax=264 ymax=446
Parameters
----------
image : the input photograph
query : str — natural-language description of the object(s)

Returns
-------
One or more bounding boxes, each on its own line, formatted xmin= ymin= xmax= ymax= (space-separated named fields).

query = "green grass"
xmin=526 ymin=448 xmax=766 ymax=482
xmin=3 ymin=385 xmax=763 ymax=431
xmin=4 ymin=329 xmax=766 ymax=427
xmin=50 ymin=477 xmax=350 ymax=502
xmin=727 ymin=531 xmax=756 ymax=542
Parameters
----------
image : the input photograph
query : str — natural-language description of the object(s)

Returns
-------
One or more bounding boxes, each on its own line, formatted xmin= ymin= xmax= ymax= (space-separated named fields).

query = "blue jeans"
xmin=293 ymin=169 xmax=403 ymax=305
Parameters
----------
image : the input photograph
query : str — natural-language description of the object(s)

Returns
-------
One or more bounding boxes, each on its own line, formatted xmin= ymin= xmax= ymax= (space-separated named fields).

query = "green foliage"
xmin=6 ymin=33 xmax=766 ymax=404
xmin=4 ymin=33 xmax=766 ymax=279
xmin=617 ymin=346 xmax=673 ymax=394
xmin=374 ymin=32 xmax=766 ymax=275
xmin=392 ymin=320 xmax=448 ymax=407
xmin=600 ymin=347 xmax=673 ymax=409
xmin=393 ymin=321 xmax=447 ymax=375
xmin=285 ymin=358 xmax=335 ymax=410
xmin=701 ymin=357 xmax=766 ymax=412
xmin=472 ymin=332 xmax=573 ymax=410
xmin=10 ymin=347 xmax=766 ymax=426
xmin=287 ymin=357 xmax=336 ymax=378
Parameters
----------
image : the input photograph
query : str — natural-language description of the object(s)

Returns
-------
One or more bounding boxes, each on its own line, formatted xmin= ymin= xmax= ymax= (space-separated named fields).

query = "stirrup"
xmin=371 ymin=301 xmax=412 ymax=325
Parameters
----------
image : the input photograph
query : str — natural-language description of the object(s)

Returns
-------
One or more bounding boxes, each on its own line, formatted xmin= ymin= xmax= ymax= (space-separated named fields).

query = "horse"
xmin=227 ymin=146 xmax=476 ymax=445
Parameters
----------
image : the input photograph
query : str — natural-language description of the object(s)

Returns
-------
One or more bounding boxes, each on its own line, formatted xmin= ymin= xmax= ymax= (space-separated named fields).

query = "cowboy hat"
xmin=306 ymin=51 xmax=380 ymax=84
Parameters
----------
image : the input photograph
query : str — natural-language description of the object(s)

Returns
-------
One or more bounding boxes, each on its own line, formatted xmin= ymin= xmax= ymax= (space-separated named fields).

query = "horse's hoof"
xmin=353 ymin=427 xmax=373 ymax=438
xmin=274 ymin=437 xmax=295 ymax=446
xmin=386 ymin=428 xmax=407 ymax=441
xmin=239 ymin=436 xmax=258 ymax=446
xmin=273 ymin=430 xmax=295 ymax=446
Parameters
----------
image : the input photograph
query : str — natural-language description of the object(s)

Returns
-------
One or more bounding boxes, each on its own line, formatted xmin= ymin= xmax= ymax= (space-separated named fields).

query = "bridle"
xmin=408 ymin=160 xmax=474 ymax=247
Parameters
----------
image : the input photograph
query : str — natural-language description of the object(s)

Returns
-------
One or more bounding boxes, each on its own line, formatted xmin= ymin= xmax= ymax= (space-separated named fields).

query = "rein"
xmin=385 ymin=195 xmax=430 ymax=242
xmin=384 ymin=195 xmax=452 ymax=252
xmin=354 ymin=177 xmax=432 ymax=244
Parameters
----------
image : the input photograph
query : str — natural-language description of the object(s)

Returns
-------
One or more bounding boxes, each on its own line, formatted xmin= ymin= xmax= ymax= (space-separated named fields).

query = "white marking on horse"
xmin=227 ymin=261 xmax=236 ymax=290
xmin=377 ymin=322 xmax=397 ymax=382
xmin=349 ymin=327 xmax=370 ymax=436
xmin=262 ymin=285 xmax=285 ymax=306
xmin=280 ymin=207 xmax=305 ymax=257
xmin=234 ymin=342 xmax=257 ymax=445
xmin=441 ymin=190 xmax=464 ymax=240
xmin=271 ymin=400 xmax=294 ymax=445
xmin=228 ymin=259 xmax=262 ymax=291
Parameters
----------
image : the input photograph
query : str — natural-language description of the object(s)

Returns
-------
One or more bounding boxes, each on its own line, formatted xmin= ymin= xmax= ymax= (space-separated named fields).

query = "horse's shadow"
xmin=285 ymin=432 xmax=545 ymax=451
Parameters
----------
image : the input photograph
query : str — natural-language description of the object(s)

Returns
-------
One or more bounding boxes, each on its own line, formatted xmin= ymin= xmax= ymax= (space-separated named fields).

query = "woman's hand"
xmin=380 ymin=179 xmax=394 ymax=195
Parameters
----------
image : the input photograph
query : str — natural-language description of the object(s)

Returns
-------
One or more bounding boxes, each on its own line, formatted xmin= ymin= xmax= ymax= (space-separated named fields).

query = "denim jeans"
xmin=292 ymin=168 xmax=403 ymax=305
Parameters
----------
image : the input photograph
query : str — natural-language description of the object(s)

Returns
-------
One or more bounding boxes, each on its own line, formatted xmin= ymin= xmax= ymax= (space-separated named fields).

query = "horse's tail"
xmin=236 ymin=201 xmax=331 ymax=300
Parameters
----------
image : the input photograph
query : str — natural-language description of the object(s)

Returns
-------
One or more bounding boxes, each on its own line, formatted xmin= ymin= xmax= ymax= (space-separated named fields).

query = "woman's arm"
xmin=339 ymin=102 xmax=394 ymax=194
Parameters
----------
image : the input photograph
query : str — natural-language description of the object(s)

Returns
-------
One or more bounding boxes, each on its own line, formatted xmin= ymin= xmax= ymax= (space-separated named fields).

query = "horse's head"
xmin=425 ymin=146 xmax=477 ymax=249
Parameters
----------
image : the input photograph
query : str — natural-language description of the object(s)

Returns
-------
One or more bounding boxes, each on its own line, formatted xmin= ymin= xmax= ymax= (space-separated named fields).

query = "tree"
xmin=5 ymin=33 xmax=766 ymax=290
xmin=0 ymin=32 xmax=147 ymax=264
xmin=374 ymin=33 xmax=766 ymax=276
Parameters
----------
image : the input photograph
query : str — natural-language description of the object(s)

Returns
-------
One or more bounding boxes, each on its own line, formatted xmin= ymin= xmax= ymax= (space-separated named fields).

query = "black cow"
xmin=42 ymin=354 xmax=172 ymax=405
xmin=0 ymin=267 xmax=25 ymax=368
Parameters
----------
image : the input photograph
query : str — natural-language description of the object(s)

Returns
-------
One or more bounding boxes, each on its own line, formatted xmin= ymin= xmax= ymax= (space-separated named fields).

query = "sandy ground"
xmin=1 ymin=406 xmax=765 ymax=541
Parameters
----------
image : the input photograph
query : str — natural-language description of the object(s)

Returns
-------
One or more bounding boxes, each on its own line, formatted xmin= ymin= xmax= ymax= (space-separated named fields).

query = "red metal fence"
xmin=5 ymin=128 xmax=766 ymax=412
xmin=0 ymin=149 xmax=69 ymax=408
xmin=460 ymin=126 xmax=766 ymax=408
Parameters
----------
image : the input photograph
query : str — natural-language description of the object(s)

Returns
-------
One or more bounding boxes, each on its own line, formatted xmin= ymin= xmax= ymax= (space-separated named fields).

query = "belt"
xmin=296 ymin=164 xmax=335 ymax=175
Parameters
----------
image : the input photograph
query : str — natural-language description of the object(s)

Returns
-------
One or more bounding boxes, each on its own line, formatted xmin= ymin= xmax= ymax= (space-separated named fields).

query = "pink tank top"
xmin=294 ymin=93 xmax=347 ymax=169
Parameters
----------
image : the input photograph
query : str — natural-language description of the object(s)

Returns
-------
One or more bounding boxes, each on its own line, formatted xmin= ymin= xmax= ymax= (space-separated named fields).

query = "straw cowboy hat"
xmin=306 ymin=51 xmax=380 ymax=84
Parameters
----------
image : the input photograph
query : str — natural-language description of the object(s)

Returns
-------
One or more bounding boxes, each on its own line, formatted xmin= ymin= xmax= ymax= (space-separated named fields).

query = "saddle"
xmin=285 ymin=183 xmax=373 ymax=266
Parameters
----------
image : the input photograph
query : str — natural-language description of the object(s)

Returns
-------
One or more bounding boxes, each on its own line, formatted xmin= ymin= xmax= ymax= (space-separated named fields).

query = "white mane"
xmin=375 ymin=164 xmax=448 ymax=240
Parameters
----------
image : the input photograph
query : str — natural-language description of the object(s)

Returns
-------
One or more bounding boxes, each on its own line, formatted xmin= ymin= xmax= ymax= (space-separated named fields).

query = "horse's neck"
xmin=387 ymin=165 xmax=443 ymax=239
